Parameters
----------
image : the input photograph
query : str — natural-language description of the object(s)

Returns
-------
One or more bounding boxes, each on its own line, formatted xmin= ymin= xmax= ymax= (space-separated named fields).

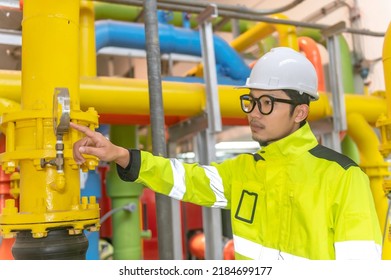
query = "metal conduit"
xmin=159 ymin=0 xmax=305 ymax=15
xmin=143 ymin=0 xmax=177 ymax=260
xmin=92 ymin=0 xmax=303 ymax=16
xmin=92 ymin=0 xmax=385 ymax=37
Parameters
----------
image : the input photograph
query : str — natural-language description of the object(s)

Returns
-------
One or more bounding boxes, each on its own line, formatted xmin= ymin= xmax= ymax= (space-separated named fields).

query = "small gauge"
xmin=53 ymin=87 xmax=70 ymax=136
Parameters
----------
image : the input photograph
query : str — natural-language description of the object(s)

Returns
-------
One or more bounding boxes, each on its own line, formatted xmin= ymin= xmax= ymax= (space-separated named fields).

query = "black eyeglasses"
xmin=240 ymin=94 xmax=298 ymax=115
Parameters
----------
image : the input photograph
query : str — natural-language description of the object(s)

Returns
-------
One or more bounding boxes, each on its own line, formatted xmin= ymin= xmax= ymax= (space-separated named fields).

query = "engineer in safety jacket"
xmin=71 ymin=47 xmax=382 ymax=260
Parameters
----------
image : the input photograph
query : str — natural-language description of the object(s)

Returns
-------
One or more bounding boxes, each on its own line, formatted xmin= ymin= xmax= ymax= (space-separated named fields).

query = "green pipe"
xmin=297 ymin=28 xmax=325 ymax=44
xmin=258 ymin=36 xmax=278 ymax=56
xmin=94 ymin=2 xmax=142 ymax=22
xmin=94 ymin=2 xmax=250 ymax=33
xmin=299 ymin=29 xmax=360 ymax=163
xmin=107 ymin=125 xmax=145 ymax=260
xmin=339 ymin=35 xmax=355 ymax=93
xmin=339 ymin=35 xmax=360 ymax=163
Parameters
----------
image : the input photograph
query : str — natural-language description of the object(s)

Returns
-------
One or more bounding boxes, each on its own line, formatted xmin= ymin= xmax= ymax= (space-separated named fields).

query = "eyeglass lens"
xmin=240 ymin=95 xmax=274 ymax=115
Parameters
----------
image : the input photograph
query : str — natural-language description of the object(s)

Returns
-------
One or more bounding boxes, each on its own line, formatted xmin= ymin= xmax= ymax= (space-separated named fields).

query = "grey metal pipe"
xmin=93 ymin=0 xmax=304 ymax=15
xmin=303 ymin=0 xmax=349 ymax=23
xmin=158 ymin=0 xmax=305 ymax=15
xmin=92 ymin=0 xmax=385 ymax=37
xmin=143 ymin=0 xmax=175 ymax=260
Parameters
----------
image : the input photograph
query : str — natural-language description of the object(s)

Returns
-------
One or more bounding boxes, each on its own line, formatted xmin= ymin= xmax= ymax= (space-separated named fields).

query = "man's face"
xmin=245 ymin=89 xmax=302 ymax=145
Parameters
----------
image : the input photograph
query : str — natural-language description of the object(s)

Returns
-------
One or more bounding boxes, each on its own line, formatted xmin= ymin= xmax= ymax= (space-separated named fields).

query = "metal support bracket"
xmin=196 ymin=3 xmax=223 ymax=260
xmin=168 ymin=113 xmax=208 ymax=143
xmin=197 ymin=4 xmax=222 ymax=133
xmin=321 ymin=21 xmax=347 ymax=153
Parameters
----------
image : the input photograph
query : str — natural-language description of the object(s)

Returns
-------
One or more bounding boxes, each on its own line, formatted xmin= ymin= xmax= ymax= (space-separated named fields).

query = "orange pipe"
xmin=298 ymin=36 xmax=326 ymax=91
xmin=188 ymin=231 xmax=205 ymax=260
xmin=223 ymin=239 xmax=235 ymax=260
xmin=188 ymin=232 xmax=236 ymax=260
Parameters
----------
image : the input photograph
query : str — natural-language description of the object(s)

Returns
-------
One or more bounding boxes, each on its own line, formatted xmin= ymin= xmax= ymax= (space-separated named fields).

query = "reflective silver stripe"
xmin=167 ymin=160 xmax=227 ymax=207
xmin=168 ymin=159 xmax=186 ymax=200
xmin=203 ymin=165 xmax=227 ymax=208
xmin=233 ymin=235 xmax=263 ymax=259
xmin=233 ymin=235 xmax=308 ymax=260
xmin=335 ymin=240 xmax=382 ymax=260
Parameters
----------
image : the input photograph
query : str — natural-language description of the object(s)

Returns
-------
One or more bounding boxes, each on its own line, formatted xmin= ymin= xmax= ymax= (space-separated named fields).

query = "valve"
xmin=40 ymin=88 xmax=71 ymax=190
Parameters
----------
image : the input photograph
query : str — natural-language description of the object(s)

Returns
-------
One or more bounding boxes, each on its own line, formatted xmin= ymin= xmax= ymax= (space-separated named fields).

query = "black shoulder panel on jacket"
xmin=253 ymin=153 xmax=265 ymax=161
xmin=309 ymin=144 xmax=358 ymax=170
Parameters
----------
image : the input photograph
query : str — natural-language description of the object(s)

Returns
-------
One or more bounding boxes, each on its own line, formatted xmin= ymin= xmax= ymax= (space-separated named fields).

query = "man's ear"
xmin=294 ymin=104 xmax=309 ymax=123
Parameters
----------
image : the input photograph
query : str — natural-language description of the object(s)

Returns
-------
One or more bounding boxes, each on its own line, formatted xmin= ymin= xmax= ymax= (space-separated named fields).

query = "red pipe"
xmin=98 ymin=165 xmax=112 ymax=240
xmin=99 ymin=114 xmax=248 ymax=126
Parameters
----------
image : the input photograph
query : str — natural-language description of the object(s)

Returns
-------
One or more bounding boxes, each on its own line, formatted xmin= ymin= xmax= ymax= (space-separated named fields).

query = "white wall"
xmin=358 ymin=0 xmax=390 ymax=92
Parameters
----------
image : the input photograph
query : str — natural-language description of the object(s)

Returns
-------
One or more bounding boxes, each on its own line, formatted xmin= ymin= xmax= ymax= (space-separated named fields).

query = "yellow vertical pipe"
xmin=378 ymin=19 xmax=391 ymax=260
xmin=272 ymin=14 xmax=299 ymax=50
xmin=80 ymin=0 xmax=97 ymax=77
xmin=0 ymin=0 xmax=100 ymax=240
xmin=347 ymin=113 xmax=391 ymax=259
xmin=382 ymin=22 xmax=391 ymax=119
xmin=23 ymin=0 xmax=81 ymax=111
xmin=19 ymin=0 xmax=81 ymax=214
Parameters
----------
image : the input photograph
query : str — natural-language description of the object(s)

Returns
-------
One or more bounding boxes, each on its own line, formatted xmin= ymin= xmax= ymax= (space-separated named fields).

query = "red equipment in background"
xmin=0 ymin=134 xmax=17 ymax=260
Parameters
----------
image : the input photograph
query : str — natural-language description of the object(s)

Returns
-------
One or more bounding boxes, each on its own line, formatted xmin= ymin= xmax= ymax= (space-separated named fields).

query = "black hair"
xmin=283 ymin=89 xmax=311 ymax=105
xmin=282 ymin=89 xmax=311 ymax=126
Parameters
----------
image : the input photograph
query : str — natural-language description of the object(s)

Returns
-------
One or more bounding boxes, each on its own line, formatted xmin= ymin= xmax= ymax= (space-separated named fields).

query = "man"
xmin=71 ymin=47 xmax=382 ymax=260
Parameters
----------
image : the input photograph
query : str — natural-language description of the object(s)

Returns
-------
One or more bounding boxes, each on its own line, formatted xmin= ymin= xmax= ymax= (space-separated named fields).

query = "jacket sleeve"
xmin=332 ymin=166 xmax=382 ymax=259
xmin=116 ymin=149 xmax=232 ymax=209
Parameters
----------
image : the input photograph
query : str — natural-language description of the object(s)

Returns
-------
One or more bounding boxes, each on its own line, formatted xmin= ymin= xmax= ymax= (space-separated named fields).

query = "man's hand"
xmin=70 ymin=122 xmax=130 ymax=168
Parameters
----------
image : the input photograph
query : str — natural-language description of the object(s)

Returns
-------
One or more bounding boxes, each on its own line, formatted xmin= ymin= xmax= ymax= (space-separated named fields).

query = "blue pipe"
xmin=95 ymin=20 xmax=250 ymax=84
xmin=81 ymin=169 xmax=102 ymax=260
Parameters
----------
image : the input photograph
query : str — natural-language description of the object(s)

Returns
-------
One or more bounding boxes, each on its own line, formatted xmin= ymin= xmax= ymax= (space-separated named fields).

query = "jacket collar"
xmin=255 ymin=122 xmax=318 ymax=160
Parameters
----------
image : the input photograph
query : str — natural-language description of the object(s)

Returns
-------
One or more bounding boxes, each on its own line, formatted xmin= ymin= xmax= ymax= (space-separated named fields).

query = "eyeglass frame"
xmin=239 ymin=94 xmax=299 ymax=115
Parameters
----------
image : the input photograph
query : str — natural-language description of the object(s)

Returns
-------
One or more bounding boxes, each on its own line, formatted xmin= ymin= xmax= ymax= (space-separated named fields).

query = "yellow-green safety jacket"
xmin=117 ymin=123 xmax=382 ymax=260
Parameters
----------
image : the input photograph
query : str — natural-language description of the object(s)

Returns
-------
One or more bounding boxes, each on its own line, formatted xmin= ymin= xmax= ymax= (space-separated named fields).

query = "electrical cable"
xmin=100 ymin=203 xmax=136 ymax=224
xmin=92 ymin=0 xmax=385 ymax=37
xmin=85 ymin=203 xmax=136 ymax=238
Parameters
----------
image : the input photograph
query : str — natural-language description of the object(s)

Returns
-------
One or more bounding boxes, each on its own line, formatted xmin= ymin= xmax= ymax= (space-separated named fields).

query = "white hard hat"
xmin=238 ymin=47 xmax=319 ymax=101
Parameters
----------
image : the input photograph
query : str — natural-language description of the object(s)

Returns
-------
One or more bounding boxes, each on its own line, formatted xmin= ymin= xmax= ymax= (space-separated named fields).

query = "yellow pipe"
xmin=21 ymin=0 xmax=80 ymax=216
xmin=377 ymin=22 xmax=391 ymax=157
xmin=0 ymin=98 xmax=20 ymax=158
xmin=229 ymin=22 xmax=275 ymax=53
xmin=0 ymin=70 xmax=387 ymax=124
xmin=0 ymin=0 xmax=99 ymax=238
xmin=382 ymin=22 xmax=391 ymax=119
xmin=187 ymin=14 xmax=299 ymax=77
xmin=346 ymin=113 xmax=391 ymax=259
xmin=80 ymin=0 xmax=97 ymax=77
xmin=22 ymin=1 xmax=80 ymax=111
xmin=231 ymin=14 xmax=299 ymax=52
xmin=0 ymin=98 xmax=20 ymax=117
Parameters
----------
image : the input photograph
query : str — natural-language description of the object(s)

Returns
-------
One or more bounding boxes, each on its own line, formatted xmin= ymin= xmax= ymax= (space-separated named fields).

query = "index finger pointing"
xmin=70 ymin=122 xmax=96 ymax=137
